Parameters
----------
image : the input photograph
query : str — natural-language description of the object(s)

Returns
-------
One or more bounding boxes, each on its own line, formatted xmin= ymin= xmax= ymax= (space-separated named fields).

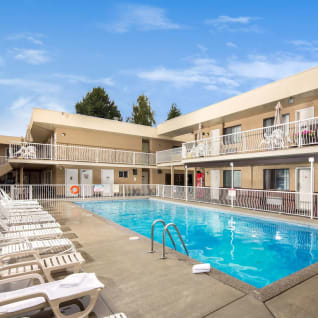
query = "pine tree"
xmin=167 ymin=103 xmax=181 ymax=120
xmin=75 ymin=87 xmax=122 ymax=120
xmin=127 ymin=94 xmax=156 ymax=126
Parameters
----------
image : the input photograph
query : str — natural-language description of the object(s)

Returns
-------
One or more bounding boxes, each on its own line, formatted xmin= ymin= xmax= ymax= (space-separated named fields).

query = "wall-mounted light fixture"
xmin=288 ymin=96 xmax=294 ymax=104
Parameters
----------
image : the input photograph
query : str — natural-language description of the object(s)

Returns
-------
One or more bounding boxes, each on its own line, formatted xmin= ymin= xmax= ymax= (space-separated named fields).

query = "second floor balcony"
xmin=156 ymin=117 xmax=318 ymax=165
xmin=182 ymin=117 xmax=318 ymax=161
xmin=8 ymin=142 xmax=156 ymax=166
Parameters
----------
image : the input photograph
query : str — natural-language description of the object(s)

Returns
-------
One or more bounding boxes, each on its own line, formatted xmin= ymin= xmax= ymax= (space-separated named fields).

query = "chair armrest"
xmin=0 ymin=272 xmax=45 ymax=286
xmin=0 ymin=250 xmax=40 ymax=265
xmin=0 ymin=259 xmax=40 ymax=272
xmin=0 ymin=291 xmax=49 ymax=307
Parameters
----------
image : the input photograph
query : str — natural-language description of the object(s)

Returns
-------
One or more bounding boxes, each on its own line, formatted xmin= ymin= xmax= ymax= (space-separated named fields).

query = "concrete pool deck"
xmin=43 ymin=198 xmax=318 ymax=317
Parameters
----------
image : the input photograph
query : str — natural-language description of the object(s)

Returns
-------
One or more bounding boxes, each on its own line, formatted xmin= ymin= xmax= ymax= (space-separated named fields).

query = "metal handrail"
xmin=161 ymin=223 xmax=189 ymax=259
xmin=149 ymin=219 xmax=176 ymax=253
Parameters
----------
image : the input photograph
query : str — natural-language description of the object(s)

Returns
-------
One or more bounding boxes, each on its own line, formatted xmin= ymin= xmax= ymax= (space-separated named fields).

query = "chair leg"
xmin=49 ymin=289 xmax=100 ymax=318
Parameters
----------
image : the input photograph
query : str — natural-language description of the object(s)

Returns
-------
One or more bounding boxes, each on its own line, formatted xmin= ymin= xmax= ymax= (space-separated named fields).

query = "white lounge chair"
xmin=0 ymin=238 xmax=74 ymax=260
xmin=0 ymin=228 xmax=63 ymax=242
xmin=6 ymin=214 xmax=55 ymax=225
xmin=106 ymin=314 xmax=127 ymax=318
xmin=0 ymin=251 xmax=85 ymax=282
xmin=0 ymin=189 xmax=39 ymax=205
xmin=0 ymin=220 xmax=60 ymax=232
xmin=0 ymin=272 xmax=103 ymax=317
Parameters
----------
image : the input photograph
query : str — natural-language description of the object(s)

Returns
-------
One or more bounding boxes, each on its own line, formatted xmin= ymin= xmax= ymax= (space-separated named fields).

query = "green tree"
xmin=167 ymin=103 xmax=181 ymax=120
xmin=75 ymin=87 xmax=122 ymax=120
xmin=127 ymin=94 xmax=156 ymax=126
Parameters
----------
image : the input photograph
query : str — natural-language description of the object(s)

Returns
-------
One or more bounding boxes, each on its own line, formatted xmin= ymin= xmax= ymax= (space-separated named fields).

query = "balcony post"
xmin=230 ymin=162 xmax=234 ymax=208
xmin=185 ymin=165 xmax=188 ymax=201
xmin=171 ymin=166 xmax=174 ymax=199
xmin=309 ymin=157 xmax=315 ymax=219
xmin=133 ymin=152 xmax=136 ymax=165
xmin=54 ymin=131 xmax=57 ymax=160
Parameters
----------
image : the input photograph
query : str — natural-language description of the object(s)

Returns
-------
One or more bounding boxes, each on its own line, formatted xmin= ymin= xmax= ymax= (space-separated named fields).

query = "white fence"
xmin=0 ymin=184 xmax=157 ymax=201
xmin=0 ymin=184 xmax=317 ymax=219
xmin=157 ymin=185 xmax=318 ymax=219
xmin=8 ymin=142 xmax=156 ymax=166
xmin=156 ymin=147 xmax=182 ymax=164
xmin=182 ymin=117 xmax=318 ymax=160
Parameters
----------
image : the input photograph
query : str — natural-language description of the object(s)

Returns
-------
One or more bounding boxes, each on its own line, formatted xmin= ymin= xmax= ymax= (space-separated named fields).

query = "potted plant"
xmin=295 ymin=129 xmax=317 ymax=145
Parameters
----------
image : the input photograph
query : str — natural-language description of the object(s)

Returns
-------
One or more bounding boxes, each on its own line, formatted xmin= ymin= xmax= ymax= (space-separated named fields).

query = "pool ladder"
xmin=149 ymin=219 xmax=189 ymax=259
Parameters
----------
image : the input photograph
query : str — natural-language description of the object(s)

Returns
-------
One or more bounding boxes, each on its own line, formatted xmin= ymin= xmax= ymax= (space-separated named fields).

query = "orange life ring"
xmin=70 ymin=185 xmax=80 ymax=195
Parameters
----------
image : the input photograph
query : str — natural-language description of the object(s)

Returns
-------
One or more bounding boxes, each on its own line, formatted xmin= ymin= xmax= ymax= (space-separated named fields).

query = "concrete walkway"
xmin=55 ymin=201 xmax=318 ymax=318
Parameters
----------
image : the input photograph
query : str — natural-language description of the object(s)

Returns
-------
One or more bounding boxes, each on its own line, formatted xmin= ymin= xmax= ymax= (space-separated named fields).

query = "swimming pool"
xmin=76 ymin=199 xmax=318 ymax=288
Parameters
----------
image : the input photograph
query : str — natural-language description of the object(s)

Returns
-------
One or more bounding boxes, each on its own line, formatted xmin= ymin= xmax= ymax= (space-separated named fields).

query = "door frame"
xmin=295 ymin=167 xmax=312 ymax=210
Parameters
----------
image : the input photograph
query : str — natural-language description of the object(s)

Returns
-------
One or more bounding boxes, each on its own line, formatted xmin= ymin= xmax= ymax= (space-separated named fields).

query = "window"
xmin=263 ymin=169 xmax=289 ymax=190
xmin=223 ymin=170 xmax=241 ymax=188
xmin=119 ymin=171 xmax=128 ymax=178
xmin=223 ymin=125 xmax=241 ymax=145
xmin=263 ymin=114 xmax=289 ymax=136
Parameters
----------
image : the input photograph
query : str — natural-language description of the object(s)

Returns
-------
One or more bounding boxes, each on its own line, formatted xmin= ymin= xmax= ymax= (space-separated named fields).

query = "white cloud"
xmin=289 ymin=40 xmax=318 ymax=53
xmin=228 ymin=55 xmax=318 ymax=80
xmin=226 ymin=42 xmax=237 ymax=48
xmin=136 ymin=52 xmax=318 ymax=96
xmin=137 ymin=58 xmax=240 ymax=95
xmin=6 ymin=32 xmax=44 ymax=45
xmin=54 ymin=74 xmax=114 ymax=86
xmin=0 ymin=78 xmax=60 ymax=93
xmin=12 ymin=49 xmax=50 ymax=64
xmin=205 ymin=15 xmax=261 ymax=32
xmin=100 ymin=4 xmax=181 ymax=33
xmin=10 ymin=96 xmax=34 ymax=110
xmin=197 ymin=44 xmax=208 ymax=55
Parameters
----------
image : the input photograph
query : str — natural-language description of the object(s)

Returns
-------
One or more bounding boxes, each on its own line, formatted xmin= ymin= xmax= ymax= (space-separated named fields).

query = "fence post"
xmin=29 ymin=185 xmax=32 ymax=200
xmin=123 ymin=184 xmax=125 ymax=198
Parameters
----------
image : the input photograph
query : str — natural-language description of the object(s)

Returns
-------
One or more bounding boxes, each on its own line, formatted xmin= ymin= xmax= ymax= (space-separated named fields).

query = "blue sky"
xmin=1 ymin=0 xmax=318 ymax=136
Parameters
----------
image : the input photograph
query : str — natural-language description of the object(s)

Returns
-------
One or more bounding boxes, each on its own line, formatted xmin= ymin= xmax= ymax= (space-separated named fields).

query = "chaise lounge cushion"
xmin=0 ymin=273 xmax=104 ymax=313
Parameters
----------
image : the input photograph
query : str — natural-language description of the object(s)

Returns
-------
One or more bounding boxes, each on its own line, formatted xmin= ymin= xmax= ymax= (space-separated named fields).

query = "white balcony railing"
xmin=182 ymin=117 xmax=318 ymax=160
xmin=156 ymin=147 xmax=182 ymax=164
xmin=8 ymin=143 xmax=156 ymax=166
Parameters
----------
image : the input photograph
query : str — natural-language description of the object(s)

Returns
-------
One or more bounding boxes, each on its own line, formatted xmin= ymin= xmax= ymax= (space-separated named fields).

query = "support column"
xmin=309 ymin=157 xmax=315 ymax=219
xmin=230 ymin=162 xmax=234 ymax=207
xmin=19 ymin=167 xmax=24 ymax=200
xmin=185 ymin=165 xmax=188 ymax=201
xmin=19 ymin=167 xmax=24 ymax=186
xmin=171 ymin=166 xmax=174 ymax=186
xmin=194 ymin=167 xmax=197 ymax=199
xmin=171 ymin=166 xmax=174 ymax=199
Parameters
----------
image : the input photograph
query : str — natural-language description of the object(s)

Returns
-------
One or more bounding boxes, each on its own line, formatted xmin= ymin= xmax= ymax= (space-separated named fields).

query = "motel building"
xmin=1 ymin=66 xmax=318 ymax=218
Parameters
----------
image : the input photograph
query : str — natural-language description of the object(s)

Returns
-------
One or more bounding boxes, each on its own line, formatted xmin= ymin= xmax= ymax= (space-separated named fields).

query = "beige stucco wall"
xmin=193 ymin=95 xmax=318 ymax=139
xmin=53 ymin=165 xmax=145 ymax=185
xmin=55 ymin=127 xmax=181 ymax=153
xmin=205 ymin=163 xmax=318 ymax=192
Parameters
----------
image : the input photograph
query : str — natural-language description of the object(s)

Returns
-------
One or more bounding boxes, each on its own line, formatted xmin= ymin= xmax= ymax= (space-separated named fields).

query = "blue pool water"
xmin=76 ymin=199 xmax=318 ymax=288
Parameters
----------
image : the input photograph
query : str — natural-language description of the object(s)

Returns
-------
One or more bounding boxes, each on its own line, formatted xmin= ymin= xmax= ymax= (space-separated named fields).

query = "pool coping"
xmin=72 ymin=197 xmax=318 ymax=303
